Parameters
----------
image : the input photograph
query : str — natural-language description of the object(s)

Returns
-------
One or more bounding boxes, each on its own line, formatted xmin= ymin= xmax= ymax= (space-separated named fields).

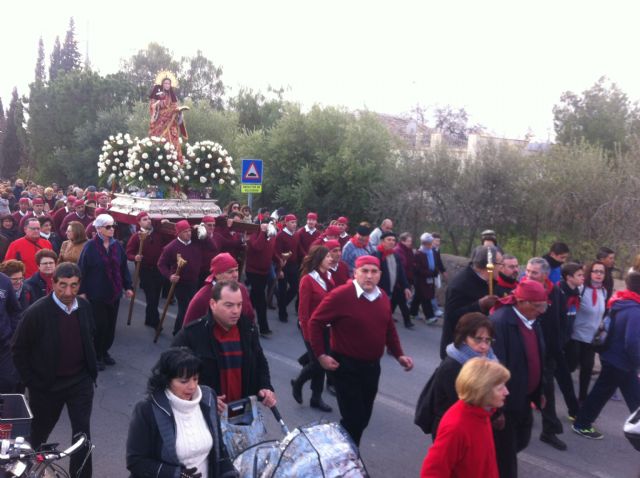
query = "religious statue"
xmin=149 ymin=70 xmax=189 ymax=162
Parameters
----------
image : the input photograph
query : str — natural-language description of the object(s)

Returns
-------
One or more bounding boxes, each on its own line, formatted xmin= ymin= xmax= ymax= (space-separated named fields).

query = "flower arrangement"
xmin=97 ymin=133 xmax=137 ymax=186
xmin=184 ymin=140 xmax=237 ymax=188
xmin=124 ymin=136 xmax=184 ymax=191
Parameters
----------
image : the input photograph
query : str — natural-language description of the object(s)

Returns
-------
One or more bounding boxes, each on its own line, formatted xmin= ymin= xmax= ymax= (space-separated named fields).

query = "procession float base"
xmin=108 ymin=193 xmax=222 ymax=225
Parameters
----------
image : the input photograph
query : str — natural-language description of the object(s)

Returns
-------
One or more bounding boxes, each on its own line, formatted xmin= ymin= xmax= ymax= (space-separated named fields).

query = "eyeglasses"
xmin=592 ymin=270 xmax=605 ymax=274
xmin=27 ymin=226 xmax=40 ymax=231
xmin=103 ymin=225 xmax=115 ymax=230
xmin=10 ymin=277 xmax=24 ymax=283
xmin=39 ymin=261 xmax=55 ymax=266
xmin=471 ymin=336 xmax=495 ymax=345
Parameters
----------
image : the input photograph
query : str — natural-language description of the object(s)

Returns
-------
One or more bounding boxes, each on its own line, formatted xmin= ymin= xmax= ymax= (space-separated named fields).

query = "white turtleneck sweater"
xmin=165 ymin=387 xmax=213 ymax=477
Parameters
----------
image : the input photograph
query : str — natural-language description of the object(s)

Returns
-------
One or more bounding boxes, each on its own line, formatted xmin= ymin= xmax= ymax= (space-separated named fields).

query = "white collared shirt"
xmin=309 ymin=270 xmax=332 ymax=291
xmin=353 ymin=280 xmax=381 ymax=302
xmin=304 ymin=225 xmax=316 ymax=234
xmin=512 ymin=305 xmax=535 ymax=330
xmin=177 ymin=238 xmax=191 ymax=246
xmin=283 ymin=228 xmax=294 ymax=236
xmin=52 ymin=292 xmax=79 ymax=315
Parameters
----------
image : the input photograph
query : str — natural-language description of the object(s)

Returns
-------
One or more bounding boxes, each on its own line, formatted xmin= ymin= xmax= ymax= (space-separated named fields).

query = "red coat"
xmin=182 ymin=281 xmax=255 ymax=327
xmin=5 ymin=237 xmax=53 ymax=278
xmin=298 ymin=273 xmax=332 ymax=340
xmin=420 ymin=400 xmax=498 ymax=478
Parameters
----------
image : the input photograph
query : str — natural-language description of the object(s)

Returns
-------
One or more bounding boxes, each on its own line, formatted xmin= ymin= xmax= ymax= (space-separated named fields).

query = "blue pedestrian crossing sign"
xmin=241 ymin=159 xmax=263 ymax=184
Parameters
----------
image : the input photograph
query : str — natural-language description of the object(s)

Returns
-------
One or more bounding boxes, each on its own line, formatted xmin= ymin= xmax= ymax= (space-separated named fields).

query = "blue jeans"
xmin=575 ymin=361 xmax=640 ymax=428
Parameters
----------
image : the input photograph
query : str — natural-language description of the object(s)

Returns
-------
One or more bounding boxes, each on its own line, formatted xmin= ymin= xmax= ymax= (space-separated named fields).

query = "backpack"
xmin=414 ymin=366 xmax=439 ymax=434
xmin=591 ymin=308 xmax=617 ymax=353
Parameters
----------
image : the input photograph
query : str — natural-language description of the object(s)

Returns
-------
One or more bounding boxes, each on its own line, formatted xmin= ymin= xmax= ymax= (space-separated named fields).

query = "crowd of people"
xmin=0 ymin=178 xmax=638 ymax=477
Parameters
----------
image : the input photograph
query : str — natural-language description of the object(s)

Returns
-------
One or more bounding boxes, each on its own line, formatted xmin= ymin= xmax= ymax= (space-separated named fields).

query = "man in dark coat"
xmin=439 ymin=245 xmax=500 ymax=359
xmin=12 ymin=262 xmax=96 ymax=478
xmin=173 ymin=280 xmax=276 ymax=412
xmin=491 ymin=280 xmax=547 ymax=478
xmin=373 ymin=232 xmax=413 ymax=328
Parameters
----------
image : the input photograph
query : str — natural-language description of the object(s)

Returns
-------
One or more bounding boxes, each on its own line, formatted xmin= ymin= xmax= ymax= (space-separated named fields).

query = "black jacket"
xmin=11 ymin=294 xmax=97 ymax=390
xmin=440 ymin=265 xmax=492 ymax=359
xmin=491 ymin=305 xmax=545 ymax=413
xmin=172 ymin=312 xmax=273 ymax=397
xmin=431 ymin=356 xmax=462 ymax=436
xmin=126 ymin=386 xmax=237 ymax=478
xmin=24 ymin=272 xmax=49 ymax=306
xmin=373 ymin=250 xmax=409 ymax=296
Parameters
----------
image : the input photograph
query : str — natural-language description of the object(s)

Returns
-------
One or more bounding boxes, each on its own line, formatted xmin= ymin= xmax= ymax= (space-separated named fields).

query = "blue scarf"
xmin=420 ymin=245 xmax=435 ymax=271
xmin=446 ymin=342 xmax=497 ymax=364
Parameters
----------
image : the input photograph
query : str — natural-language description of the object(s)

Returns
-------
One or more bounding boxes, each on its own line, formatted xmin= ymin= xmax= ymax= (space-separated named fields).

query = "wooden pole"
xmin=126 ymin=232 xmax=148 ymax=325
xmin=154 ymin=254 xmax=187 ymax=343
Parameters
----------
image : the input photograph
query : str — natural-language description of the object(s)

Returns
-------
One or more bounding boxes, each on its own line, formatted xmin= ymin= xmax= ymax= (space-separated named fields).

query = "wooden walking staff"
xmin=487 ymin=248 xmax=494 ymax=296
xmin=154 ymin=254 xmax=188 ymax=343
xmin=126 ymin=231 xmax=148 ymax=326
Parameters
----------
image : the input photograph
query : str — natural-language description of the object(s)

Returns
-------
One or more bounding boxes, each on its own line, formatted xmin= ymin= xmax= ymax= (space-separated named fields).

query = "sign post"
xmin=241 ymin=159 xmax=263 ymax=210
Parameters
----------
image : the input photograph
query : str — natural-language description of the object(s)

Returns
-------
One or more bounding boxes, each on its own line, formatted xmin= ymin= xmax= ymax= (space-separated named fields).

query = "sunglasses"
xmin=103 ymin=225 xmax=115 ymax=230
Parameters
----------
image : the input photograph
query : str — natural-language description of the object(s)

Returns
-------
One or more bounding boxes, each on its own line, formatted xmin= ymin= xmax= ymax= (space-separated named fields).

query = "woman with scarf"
xmin=420 ymin=357 xmax=509 ymax=478
xmin=566 ymin=261 xmax=608 ymax=403
xmin=426 ymin=312 xmax=499 ymax=439
xmin=291 ymin=245 xmax=334 ymax=412
xmin=78 ymin=214 xmax=133 ymax=371
xmin=126 ymin=347 xmax=238 ymax=478
xmin=23 ymin=249 xmax=57 ymax=305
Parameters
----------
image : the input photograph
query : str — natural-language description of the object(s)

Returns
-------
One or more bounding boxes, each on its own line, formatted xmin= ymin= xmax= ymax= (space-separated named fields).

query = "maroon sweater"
xmin=275 ymin=229 xmax=300 ymax=267
xmin=59 ymin=212 xmax=92 ymax=236
xmin=126 ymin=229 xmax=171 ymax=268
xmin=157 ymin=239 xmax=202 ymax=284
xmin=294 ymin=227 xmax=319 ymax=258
xmin=55 ymin=308 xmax=85 ymax=378
xmin=330 ymin=260 xmax=351 ymax=287
xmin=517 ymin=319 xmax=541 ymax=395
xmin=309 ymin=280 xmax=404 ymax=362
xmin=245 ymin=231 xmax=276 ymax=275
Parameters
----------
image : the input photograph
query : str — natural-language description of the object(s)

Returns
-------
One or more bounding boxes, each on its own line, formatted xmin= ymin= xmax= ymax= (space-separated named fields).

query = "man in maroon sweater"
xmin=59 ymin=200 xmax=92 ymax=236
xmin=294 ymin=212 xmax=319 ymax=258
xmin=275 ymin=214 xmax=300 ymax=323
xmin=157 ymin=220 xmax=202 ymax=334
xmin=309 ymin=255 xmax=413 ymax=446
xmin=245 ymin=220 xmax=277 ymax=335
xmin=52 ymin=195 xmax=76 ymax=234
xmin=126 ymin=212 xmax=171 ymax=328
xmin=11 ymin=197 xmax=30 ymax=226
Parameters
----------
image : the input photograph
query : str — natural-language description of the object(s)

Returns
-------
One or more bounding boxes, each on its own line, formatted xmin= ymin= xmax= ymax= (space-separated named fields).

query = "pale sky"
xmin=3 ymin=0 xmax=640 ymax=141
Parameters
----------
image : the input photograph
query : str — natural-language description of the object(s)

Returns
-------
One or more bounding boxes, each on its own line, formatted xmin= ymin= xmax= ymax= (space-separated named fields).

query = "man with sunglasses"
xmin=490 ymin=279 xmax=548 ymax=477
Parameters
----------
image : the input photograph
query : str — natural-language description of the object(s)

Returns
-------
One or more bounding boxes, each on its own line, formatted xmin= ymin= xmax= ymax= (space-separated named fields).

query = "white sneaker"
xmin=434 ymin=309 xmax=444 ymax=317
xmin=426 ymin=317 xmax=438 ymax=325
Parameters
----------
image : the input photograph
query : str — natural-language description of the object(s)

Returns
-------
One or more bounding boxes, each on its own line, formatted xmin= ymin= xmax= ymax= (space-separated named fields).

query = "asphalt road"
xmin=44 ymin=295 xmax=640 ymax=477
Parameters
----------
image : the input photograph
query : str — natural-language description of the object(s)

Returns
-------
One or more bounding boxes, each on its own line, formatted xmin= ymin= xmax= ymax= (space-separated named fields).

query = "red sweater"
xmin=309 ymin=280 xmax=403 ymax=361
xmin=245 ymin=231 xmax=276 ymax=275
xmin=298 ymin=273 xmax=332 ymax=340
xmin=294 ymin=227 xmax=319 ymax=258
xmin=125 ymin=229 xmax=171 ymax=268
xmin=157 ymin=239 xmax=202 ymax=284
xmin=420 ymin=400 xmax=498 ymax=478
xmin=59 ymin=212 xmax=92 ymax=237
xmin=183 ymin=281 xmax=255 ymax=327
xmin=330 ymin=260 xmax=350 ymax=287
xmin=5 ymin=237 xmax=53 ymax=278
xmin=52 ymin=206 xmax=71 ymax=233
xmin=275 ymin=229 xmax=299 ymax=267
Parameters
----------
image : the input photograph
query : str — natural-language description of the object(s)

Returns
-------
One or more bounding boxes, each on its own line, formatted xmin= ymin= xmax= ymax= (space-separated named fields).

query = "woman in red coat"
xmin=291 ymin=245 xmax=334 ymax=412
xmin=421 ymin=357 xmax=510 ymax=478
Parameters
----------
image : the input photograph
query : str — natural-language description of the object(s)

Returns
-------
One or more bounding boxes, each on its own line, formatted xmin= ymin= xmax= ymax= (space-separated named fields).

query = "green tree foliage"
xmin=180 ymin=50 xmax=225 ymax=109
xmin=553 ymin=76 xmax=639 ymax=154
xmin=434 ymin=106 xmax=485 ymax=144
xmin=60 ymin=17 xmax=82 ymax=73
xmin=1 ymin=89 xmax=28 ymax=178
xmin=49 ymin=36 xmax=62 ymax=81
xmin=122 ymin=43 xmax=181 ymax=102
xmin=229 ymin=87 xmax=286 ymax=132
xmin=34 ymin=37 xmax=46 ymax=86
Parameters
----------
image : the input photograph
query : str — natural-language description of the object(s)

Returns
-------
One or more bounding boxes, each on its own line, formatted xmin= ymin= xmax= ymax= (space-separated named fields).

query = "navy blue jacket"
xmin=0 ymin=272 xmax=22 ymax=347
xmin=78 ymin=236 xmax=132 ymax=303
xmin=373 ymin=250 xmax=409 ymax=297
xmin=602 ymin=299 xmax=640 ymax=372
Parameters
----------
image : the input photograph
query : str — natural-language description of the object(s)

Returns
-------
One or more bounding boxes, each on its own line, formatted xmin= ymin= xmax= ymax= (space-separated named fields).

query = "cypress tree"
xmin=1 ymin=89 xmax=27 ymax=178
xmin=60 ymin=17 xmax=81 ymax=73
xmin=49 ymin=36 xmax=62 ymax=81
xmin=35 ymin=37 xmax=46 ymax=86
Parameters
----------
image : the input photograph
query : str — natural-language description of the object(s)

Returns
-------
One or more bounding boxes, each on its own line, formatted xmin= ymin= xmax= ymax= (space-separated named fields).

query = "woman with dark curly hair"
xmin=126 ymin=347 xmax=238 ymax=478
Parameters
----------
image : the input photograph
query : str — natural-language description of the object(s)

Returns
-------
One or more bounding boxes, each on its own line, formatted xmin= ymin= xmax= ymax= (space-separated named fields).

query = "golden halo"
xmin=154 ymin=70 xmax=179 ymax=88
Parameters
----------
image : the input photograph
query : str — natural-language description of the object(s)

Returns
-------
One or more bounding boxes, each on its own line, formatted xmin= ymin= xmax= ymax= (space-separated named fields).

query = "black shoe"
xmin=279 ymin=316 xmax=288 ymax=323
xmin=298 ymin=353 xmax=310 ymax=366
xmin=260 ymin=329 xmax=273 ymax=337
xmin=404 ymin=321 xmax=415 ymax=329
xmin=103 ymin=354 xmax=116 ymax=366
xmin=96 ymin=360 xmax=106 ymax=371
xmin=310 ymin=397 xmax=332 ymax=412
xmin=326 ymin=384 xmax=336 ymax=396
xmin=291 ymin=379 xmax=303 ymax=404
xmin=540 ymin=433 xmax=567 ymax=451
